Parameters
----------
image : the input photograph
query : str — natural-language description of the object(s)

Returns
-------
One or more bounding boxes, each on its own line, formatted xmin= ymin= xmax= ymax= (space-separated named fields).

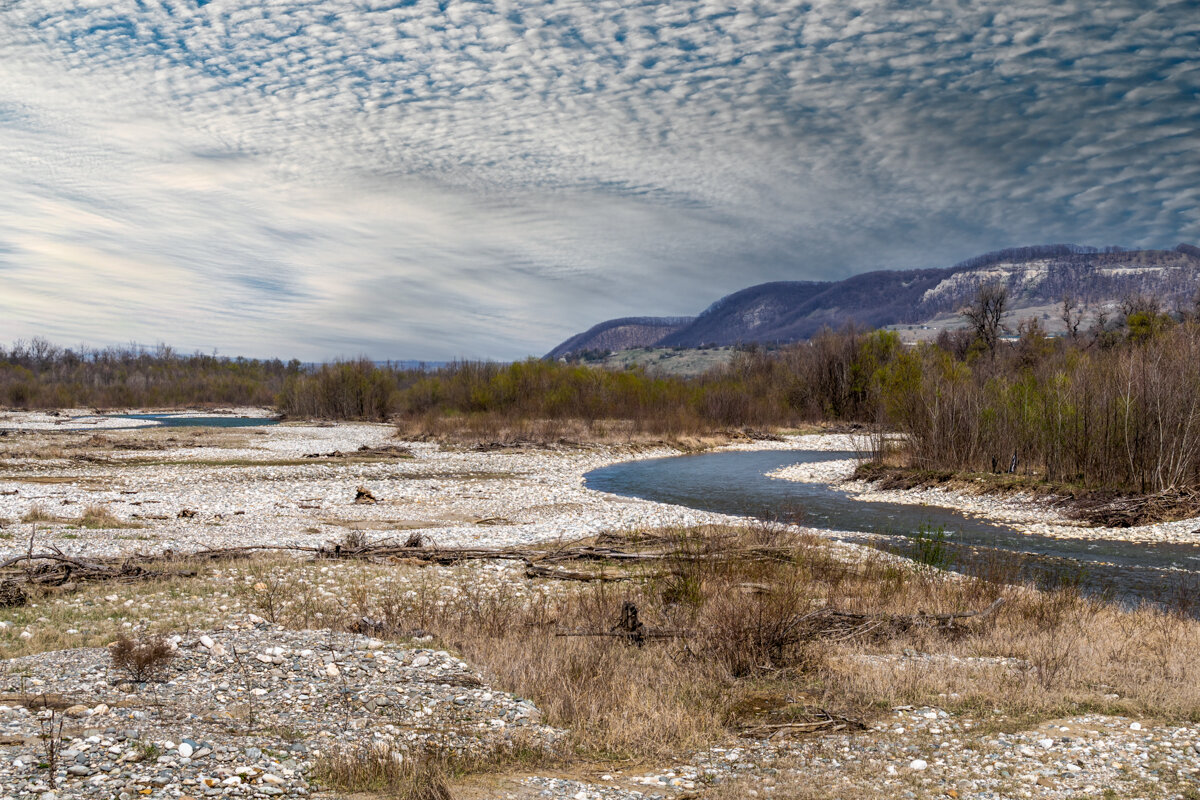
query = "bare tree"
xmin=1060 ymin=295 xmax=1085 ymax=341
xmin=962 ymin=283 xmax=1009 ymax=359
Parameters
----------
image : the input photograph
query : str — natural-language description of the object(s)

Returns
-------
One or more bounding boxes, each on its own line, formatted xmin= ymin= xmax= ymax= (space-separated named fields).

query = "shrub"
xmin=109 ymin=633 xmax=175 ymax=683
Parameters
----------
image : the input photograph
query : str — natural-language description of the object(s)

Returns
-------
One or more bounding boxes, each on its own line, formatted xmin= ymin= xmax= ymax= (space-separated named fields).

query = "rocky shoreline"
xmin=768 ymin=458 xmax=1200 ymax=547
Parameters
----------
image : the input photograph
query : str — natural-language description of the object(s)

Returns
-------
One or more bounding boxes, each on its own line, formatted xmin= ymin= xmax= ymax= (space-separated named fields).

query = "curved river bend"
xmin=585 ymin=449 xmax=1200 ymax=603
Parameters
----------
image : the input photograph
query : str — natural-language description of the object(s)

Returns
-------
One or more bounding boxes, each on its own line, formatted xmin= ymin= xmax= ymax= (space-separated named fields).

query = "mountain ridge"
xmin=547 ymin=244 xmax=1200 ymax=356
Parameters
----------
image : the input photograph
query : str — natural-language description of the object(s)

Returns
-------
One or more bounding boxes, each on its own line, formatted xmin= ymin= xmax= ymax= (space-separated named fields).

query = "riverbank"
xmin=769 ymin=457 xmax=1200 ymax=547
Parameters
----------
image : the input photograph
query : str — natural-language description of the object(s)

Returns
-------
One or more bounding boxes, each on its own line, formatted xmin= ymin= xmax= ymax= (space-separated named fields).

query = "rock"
xmin=326 ymin=663 xmax=341 ymax=678
xmin=1129 ymin=721 xmax=1142 ymax=730
xmin=64 ymin=704 xmax=91 ymax=718
xmin=199 ymin=635 xmax=215 ymax=649
xmin=412 ymin=655 xmax=431 ymax=668
xmin=909 ymin=759 xmax=928 ymax=771
xmin=178 ymin=742 xmax=193 ymax=758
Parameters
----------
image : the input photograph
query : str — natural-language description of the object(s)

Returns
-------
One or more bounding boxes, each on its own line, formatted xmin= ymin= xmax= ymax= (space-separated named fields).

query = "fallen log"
xmin=739 ymin=710 xmax=865 ymax=738
xmin=523 ymin=563 xmax=632 ymax=582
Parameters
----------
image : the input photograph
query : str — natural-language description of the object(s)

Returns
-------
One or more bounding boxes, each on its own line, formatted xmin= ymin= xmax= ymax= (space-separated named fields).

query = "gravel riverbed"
xmin=0 ymin=417 xmax=744 ymax=561
xmin=2 ymin=415 xmax=1199 ymax=799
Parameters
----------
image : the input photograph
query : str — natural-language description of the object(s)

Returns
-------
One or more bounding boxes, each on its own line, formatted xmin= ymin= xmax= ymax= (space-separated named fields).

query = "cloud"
xmin=0 ymin=0 xmax=1197 ymax=359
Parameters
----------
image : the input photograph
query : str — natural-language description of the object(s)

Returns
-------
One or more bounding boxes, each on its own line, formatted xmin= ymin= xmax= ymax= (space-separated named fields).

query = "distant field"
xmin=592 ymin=346 xmax=737 ymax=375
xmin=884 ymin=302 xmax=1107 ymax=343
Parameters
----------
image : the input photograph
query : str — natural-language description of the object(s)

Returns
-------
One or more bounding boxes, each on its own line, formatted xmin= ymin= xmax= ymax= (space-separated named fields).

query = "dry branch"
xmin=739 ymin=710 xmax=865 ymax=738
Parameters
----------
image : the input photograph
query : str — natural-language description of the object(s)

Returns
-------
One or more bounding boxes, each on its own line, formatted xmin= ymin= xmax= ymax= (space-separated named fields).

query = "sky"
xmin=1 ymin=0 xmax=1198 ymax=361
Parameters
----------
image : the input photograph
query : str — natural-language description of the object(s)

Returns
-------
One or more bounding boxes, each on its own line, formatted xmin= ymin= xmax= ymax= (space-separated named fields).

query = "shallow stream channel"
xmin=111 ymin=413 xmax=281 ymax=429
xmin=586 ymin=449 xmax=1200 ymax=607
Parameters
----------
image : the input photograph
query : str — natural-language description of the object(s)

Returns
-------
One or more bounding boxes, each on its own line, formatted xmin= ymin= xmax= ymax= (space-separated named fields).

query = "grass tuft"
xmin=77 ymin=504 xmax=142 ymax=529
xmin=313 ymin=746 xmax=453 ymax=800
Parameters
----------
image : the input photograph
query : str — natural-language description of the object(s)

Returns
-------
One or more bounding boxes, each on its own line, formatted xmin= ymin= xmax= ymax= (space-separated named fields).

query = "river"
xmin=585 ymin=448 xmax=1200 ymax=604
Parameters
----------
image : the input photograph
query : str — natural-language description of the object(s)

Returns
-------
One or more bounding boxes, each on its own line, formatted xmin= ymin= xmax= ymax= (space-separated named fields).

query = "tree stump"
xmin=611 ymin=601 xmax=646 ymax=646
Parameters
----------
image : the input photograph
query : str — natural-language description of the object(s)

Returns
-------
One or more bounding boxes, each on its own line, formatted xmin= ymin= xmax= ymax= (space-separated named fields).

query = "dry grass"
xmin=20 ymin=504 xmax=63 ymax=523
xmin=3 ymin=527 xmax=1199 ymax=770
xmin=0 ymin=427 xmax=257 ymax=461
xmin=311 ymin=737 xmax=550 ymax=799
xmin=297 ymin=525 xmax=1200 ymax=757
xmin=18 ymin=503 xmax=141 ymax=529
xmin=394 ymin=415 xmax=746 ymax=452
xmin=313 ymin=746 xmax=453 ymax=800
xmin=77 ymin=504 xmax=142 ymax=529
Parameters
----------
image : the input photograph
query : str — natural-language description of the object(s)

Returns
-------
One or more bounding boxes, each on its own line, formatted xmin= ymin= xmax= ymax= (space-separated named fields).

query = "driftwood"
xmin=523 ymin=563 xmax=632 ymax=583
xmin=739 ymin=709 xmax=866 ymax=738
xmin=0 ymin=533 xmax=1009 ymax=651
xmin=802 ymin=597 xmax=1006 ymax=642
xmin=1072 ymin=487 xmax=1200 ymax=528
xmin=0 ymin=542 xmax=318 ymax=597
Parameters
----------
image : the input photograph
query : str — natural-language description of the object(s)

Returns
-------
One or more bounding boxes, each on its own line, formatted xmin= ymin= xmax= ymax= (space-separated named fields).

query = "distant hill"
xmin=547 ymin=244 xmax=1200 ymax=356
xmin=544 ymin=317 xmax=694 ymax=360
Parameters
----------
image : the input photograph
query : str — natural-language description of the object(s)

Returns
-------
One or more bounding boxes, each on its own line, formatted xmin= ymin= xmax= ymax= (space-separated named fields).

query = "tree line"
xmin=0 ymin=340 xmax=295 ymax=408
xmin=8 ymin=287 xmax=1200 ymax=495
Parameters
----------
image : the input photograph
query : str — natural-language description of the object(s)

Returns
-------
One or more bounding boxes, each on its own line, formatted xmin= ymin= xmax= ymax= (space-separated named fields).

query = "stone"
xmin=178 ymin=742 xmax=194 ymax=758
xmin=909 ymin=759 xmax=928 ymax=771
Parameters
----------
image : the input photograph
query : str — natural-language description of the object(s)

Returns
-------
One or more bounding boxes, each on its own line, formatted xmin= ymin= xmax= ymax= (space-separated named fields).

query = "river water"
xmin=585 ymin=449 xmax=1200 ymax=604
xmin=111 ymin=413 xmax=281 ymax=429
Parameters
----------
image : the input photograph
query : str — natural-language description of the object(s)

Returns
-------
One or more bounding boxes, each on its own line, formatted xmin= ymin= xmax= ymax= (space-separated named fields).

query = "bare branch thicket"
xmin=109 ymin=633 xmax=176 ymax=684
xmin=961 ymin=282 xmax=1009 ymax=359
